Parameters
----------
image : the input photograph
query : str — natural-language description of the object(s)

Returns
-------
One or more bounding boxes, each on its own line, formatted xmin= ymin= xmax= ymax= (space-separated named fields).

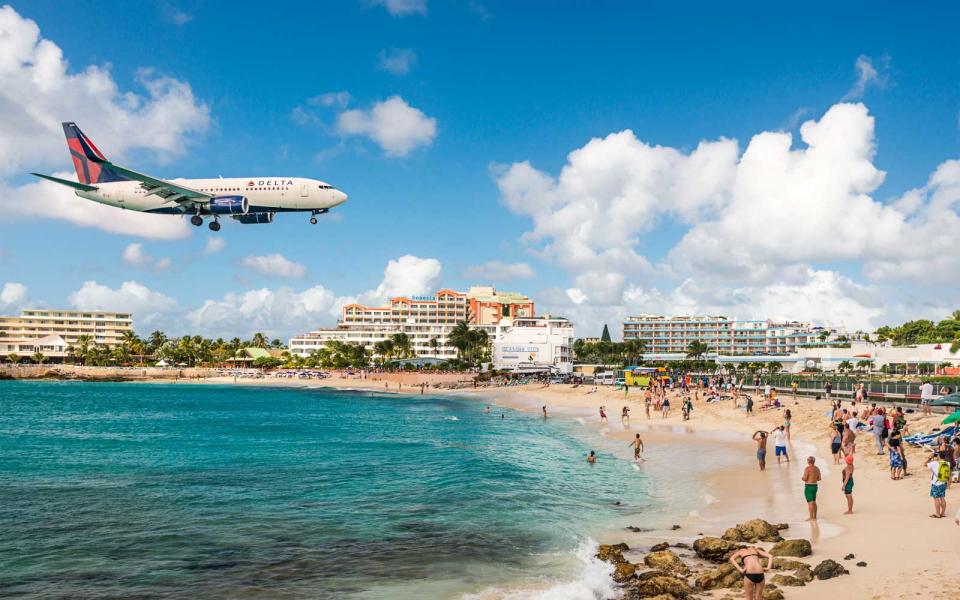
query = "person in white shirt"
xmin=772 ymin=426 xmax=789 ymax=464
xmin=920 ymin=381 xmax=934 ymax=416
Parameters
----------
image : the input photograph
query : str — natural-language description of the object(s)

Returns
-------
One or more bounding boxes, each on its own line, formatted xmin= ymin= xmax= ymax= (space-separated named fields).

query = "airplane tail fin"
xmin=62 ymin=122 xmax=132 ymax=184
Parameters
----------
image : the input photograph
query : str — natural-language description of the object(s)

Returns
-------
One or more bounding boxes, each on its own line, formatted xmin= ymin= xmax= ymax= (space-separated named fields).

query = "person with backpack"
xmin=928 ymin=450 xmax=951 ymax=518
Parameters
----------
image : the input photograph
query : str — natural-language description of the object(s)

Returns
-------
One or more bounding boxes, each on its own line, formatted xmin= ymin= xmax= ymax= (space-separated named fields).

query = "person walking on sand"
xmin=629 ymin=433 xmax=644 ymax=461
xmin=745 ymin=394 xmax=754 ymax=416
xmin=621 ymin=405 xmax=630 ymax=424
xmin=783 ymin=409 xmax=792 ymax=442
xmin=802 ymin=456 xmax=822 ymax=521
xmin=644 ymin=390 xmax=652 ymax=419
xmin=682 ymin=397 xmax=693 ymax=421
xmin=772 ymin=426 xmax=789 ymax=464
xmin=841 ymin=454 xmax=855 ymax=514
xmin=661 ymin=395 xmax=670 ymax=418
xmin=599 ymin=406 xmax=607 ymax=424
xmin=729 ymin=545 xmax=773 ymax=600
xmin=752 ymin=431 xmax=768 ymax=471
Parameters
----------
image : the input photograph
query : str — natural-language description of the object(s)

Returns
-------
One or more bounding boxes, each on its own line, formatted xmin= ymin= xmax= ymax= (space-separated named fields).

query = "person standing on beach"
xmin=842 ymin=423 xmax=856 ymax=456
xmin=542 ymin=405 xmax=548 ymax=419
xmin=802 ymin=456 xmax=822 ymax=521
xmin=682 ymin=397 xmax=693 ymax=421
xmin=621 ymin=405 xmax=630 ymax=424
xmin=783 ymin=409 xmax=792 ymax=441
xmin=830 ymin=424 xmax=842 ymax=464
xmin=753 ymin=431 xmax=768 ymax=471
xmin=629 ymin=434 xmax=644 ymax=461
xmin=772 ymin=426 xmax=789 ymax=464
xmin=920 ymin=380 xmax=934 ymax=417
xmin=729 ymin=545 xmax=773 ymax=600
xmin=599 ymin=406 xmax=607 ymax=424
xmin=791 ymin=380 xmax=799 ymax=400
xmin=824 ymin=380 xmax=832 ymax=400
xmin=841 ymin=454 xmax=855 ymax=514
xmin=644 ymin=389 xmax=652 ymax=419
xmin=745 ymin=395 xmax=754 ymax=416
xmin=661 ymin=395 xmax=670 ymax=418
xmin=928 ymin=451 xmax=950 ymax=518
xmin=869 ymin=410 xmax=886 ymax=455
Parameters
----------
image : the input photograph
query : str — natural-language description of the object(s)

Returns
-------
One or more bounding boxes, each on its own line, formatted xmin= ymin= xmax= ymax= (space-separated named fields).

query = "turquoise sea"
xmin=0 ymin=381 xmax=723 ymax=599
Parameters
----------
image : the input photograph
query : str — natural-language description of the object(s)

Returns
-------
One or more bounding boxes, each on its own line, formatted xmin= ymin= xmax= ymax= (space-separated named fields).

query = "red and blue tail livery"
xmin=31 ymin=122 xmax=348 ymax=232
xmin=62 ymin=122 xmax=131 ymax=184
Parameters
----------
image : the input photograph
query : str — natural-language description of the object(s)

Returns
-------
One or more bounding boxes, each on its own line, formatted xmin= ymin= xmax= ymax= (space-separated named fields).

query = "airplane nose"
xmin=334 ymin=189 xmax=348 ymax=205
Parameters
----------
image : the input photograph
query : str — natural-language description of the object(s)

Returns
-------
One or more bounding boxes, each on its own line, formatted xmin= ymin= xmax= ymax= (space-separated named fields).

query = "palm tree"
xmin=447 ymin=321 xmax=472 ymax=361
xmin=390 ymin=333 xmax=413 ymax=359
xmin=373 ymin=340 xmax=394 ymax=365
xmin=7 ymin=353 xmax=20 ymax=364
xmin=686 ymin=340 xmax=710 ymax=361
xmin=251 ymin=332 xmax=268 ymax=349
xmin=31 ymin=352 xmax=45 ymax=364
xmin=73 ymin=334 xmax=93 ymax=365
xmin=427 ymin=337 xmax=440 ymax=358
xmin=766 ymin=361 xmax=782 ymax=375
xmin=837 ymin=360 xmax=853 ymax=374
xmin=148 ymin=330 xmax=168 ymax=352
xmin=270 ymin=338 xmax=284 ymax=349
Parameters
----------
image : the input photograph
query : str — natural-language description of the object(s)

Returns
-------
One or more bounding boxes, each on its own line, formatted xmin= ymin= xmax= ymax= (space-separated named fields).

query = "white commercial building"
xmin=492 ymin=316 xmax=575 ymax=374
xmin=622 ymin=315 xmax=824 ymax=355
xmin=0 ymin=308 xmax=134 ymax=361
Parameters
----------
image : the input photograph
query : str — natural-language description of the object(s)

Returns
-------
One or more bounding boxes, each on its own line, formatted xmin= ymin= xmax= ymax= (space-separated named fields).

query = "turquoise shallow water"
xmin=0 ymin=381 xmax=664 ymax=599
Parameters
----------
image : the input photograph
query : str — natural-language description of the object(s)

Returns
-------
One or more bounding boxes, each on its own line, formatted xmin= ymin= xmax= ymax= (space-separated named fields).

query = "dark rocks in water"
xmin=692 ymin=536 xmax=744 ymax=563
xmin=694 ymin=563 xmax=740 ymax=590
xmin=613 ymin=561 xmax=638 ymax=583
xmin=649 ymin=542 xmax=670 ymax=552
xmin=812 ymin=559 xmax=849 ymax=580
xmin=597 ymin=543 xmax=629 ymax=564
xmin=843 ymin=553 xmax=855 ymax=560
xmin=625 ymin=526 xmax=651 ymax=533
xmin=856 ymin=561 xmax=867 ymax=567
xmin=722 ymin=519 xmax=783 ymax=543
xmin=769 ymin=538 xmax=812 ymax=557
xmin=671 ymin=524 xmax=681 ymax=530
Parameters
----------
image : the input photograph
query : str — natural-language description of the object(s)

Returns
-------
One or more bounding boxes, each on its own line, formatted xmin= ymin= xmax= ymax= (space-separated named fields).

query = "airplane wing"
xmin=103 ymin=162 xmax=211 ymax=205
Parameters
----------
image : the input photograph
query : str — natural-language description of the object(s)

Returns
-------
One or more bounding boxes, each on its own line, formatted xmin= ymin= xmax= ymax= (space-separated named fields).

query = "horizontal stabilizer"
xmin=31 ymin=173 xmax=98 ymax=192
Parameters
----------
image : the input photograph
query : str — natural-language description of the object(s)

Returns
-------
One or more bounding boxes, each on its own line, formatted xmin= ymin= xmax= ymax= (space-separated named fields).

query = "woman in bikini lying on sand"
xmin=729 ymin=546 xmax=773 ymax=600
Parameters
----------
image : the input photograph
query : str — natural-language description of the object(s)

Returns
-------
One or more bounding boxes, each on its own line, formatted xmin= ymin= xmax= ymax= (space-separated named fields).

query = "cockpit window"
xmin=318 ymin=184 xmax=333 ymax=189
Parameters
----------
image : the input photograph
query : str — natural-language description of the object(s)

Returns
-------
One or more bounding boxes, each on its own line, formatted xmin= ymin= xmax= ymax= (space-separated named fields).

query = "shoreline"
xmin=11 ymin=375 xmax=958 ymax=598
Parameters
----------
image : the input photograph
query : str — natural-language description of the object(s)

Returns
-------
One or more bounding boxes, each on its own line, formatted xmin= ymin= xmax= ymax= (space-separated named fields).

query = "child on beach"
xmin=889 ymin=443 xmax=904 ymax=480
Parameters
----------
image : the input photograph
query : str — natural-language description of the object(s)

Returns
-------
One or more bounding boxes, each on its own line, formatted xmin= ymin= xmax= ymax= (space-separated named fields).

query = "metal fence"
xmin=742 ymin=375 xmax=957 ymax=404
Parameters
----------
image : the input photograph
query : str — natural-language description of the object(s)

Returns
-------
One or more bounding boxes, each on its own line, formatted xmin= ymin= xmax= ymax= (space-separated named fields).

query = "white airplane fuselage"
xmin=75 ymin=177 xmax=347 ymax=214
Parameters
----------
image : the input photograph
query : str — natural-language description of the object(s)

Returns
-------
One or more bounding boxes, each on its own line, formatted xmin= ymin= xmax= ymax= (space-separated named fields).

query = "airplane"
xmin=32 ymin=122 xmax=348 ymax=231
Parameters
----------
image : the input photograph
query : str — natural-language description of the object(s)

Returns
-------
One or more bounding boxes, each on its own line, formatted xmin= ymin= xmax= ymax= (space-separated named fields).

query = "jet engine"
xmin=208 ymin=195 xmax=249 ymax=215
xmin=232 ymin=212 xmax=275 ymax=224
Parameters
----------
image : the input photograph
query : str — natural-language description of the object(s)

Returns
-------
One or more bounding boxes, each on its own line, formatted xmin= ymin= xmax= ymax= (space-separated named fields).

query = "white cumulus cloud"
xmin=336 ymin=96 xmax=437 ymax=157
xmin=0 ymin=282 xmax=28 ymax=311
xmin=364 ymin=254 xmax=442 ymax=303
xmin=69 ymin=280 xmax=178 ymax=329
xmin=495 ymin=101 xmax=960 ymax=335
xmin=842 ymin=54 xmax=888 ymax=101
xmin=240 ymin=254 xmax=307 ymax=279
xmin=122 ymin=243 xmax=169 ymax=270
xmin=377 ymin=48 xmax=417 ymax=75
xmin=463 ymin=260 xmax=535 ymax=281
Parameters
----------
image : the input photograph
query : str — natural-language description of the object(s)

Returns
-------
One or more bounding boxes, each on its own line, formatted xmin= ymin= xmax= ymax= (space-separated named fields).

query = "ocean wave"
xmin=460 ymin=539 xmax=616 ymax=600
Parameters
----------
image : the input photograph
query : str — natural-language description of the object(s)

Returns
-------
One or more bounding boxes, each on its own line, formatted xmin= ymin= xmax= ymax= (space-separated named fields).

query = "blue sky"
xmin=1 ymin=1 xmax=959 ymax=339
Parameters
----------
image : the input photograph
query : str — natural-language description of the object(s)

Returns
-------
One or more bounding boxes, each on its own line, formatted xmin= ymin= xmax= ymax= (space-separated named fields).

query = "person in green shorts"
xmin=801 ymin=456 xmax=822 ymax=521
xmin=841 ymin=454 xmax=855 ymax=514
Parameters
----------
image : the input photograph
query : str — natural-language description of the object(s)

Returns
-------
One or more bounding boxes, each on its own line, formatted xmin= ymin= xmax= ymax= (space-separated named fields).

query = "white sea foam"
xmin=446 ymin=416 xmax=460 ymax=421
xmin=460 ymin=539 xmax=617 ymax=600
xmin=574 ymin=418 xmax=586 ymax=425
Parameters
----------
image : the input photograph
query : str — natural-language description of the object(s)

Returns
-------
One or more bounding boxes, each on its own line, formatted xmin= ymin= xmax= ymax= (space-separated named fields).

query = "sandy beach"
xmin=193 ymin=373 xmax=960 ymax=599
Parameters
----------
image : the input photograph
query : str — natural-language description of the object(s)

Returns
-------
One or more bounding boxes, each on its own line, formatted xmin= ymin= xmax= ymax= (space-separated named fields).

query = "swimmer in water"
xmin=542 ymin=405 xmax=548 ymax=418
xmin=483 ymin=406 xmax=491 ymax=414
xmin=587 ymin=450 xmax=597 ymax=464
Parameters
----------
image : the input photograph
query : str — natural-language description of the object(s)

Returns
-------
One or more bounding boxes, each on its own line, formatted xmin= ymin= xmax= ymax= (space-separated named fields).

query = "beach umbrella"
xmin=942 ymin=411 xmax=960 ymax=425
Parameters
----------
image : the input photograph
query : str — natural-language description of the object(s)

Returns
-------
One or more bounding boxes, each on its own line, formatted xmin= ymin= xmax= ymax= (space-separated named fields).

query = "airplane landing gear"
xmin=190 ymin=215 xmax=203 ymax=227
xmin=310 ymin=217 xmax=318 ymax=225
xmin=209 ymin=220 xmax=221 ymax=232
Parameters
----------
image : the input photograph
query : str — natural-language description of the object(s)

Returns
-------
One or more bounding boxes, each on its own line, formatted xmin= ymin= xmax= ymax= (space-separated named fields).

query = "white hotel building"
xmin=0 ymin=309 xmax=133 ymax=361
xmin=622 ymin=315 xmax=822 ymax=356
xmin=492 ymin=316 xmax=575 ymax=374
